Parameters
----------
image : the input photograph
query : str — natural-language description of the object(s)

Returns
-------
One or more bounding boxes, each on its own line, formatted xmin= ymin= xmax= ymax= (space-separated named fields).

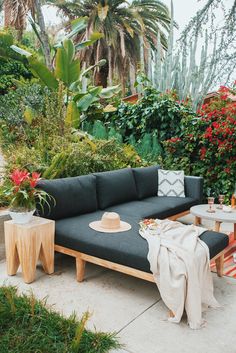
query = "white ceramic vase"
xmin=9 ymin=209 xmax=35 ymax=224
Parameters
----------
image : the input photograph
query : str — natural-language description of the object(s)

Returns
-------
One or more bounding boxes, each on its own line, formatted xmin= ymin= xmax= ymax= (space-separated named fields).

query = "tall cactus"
xmin=150 ymin=0 xmax=236 ymax=111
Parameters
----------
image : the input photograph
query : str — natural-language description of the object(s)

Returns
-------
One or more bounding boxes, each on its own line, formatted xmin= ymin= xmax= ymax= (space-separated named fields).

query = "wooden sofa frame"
xmin=54 ymin=210 xmax=225 ymax=283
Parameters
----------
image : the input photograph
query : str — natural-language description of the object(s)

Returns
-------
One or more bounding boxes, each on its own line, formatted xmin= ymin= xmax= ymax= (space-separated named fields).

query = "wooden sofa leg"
xmin=215 ymin=254 xmax=224 ymax=277
xmin=76 ymin=257 xmax=86 ymax=282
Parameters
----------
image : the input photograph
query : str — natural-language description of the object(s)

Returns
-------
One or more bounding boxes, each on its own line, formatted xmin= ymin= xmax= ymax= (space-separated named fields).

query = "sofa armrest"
xmin=184 ymin=176 xmax=203 ymax=203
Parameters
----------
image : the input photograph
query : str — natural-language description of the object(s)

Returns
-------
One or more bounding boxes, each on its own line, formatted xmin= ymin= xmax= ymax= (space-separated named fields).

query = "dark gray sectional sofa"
xmin=37 ymin=166 xmax=229 ymax=280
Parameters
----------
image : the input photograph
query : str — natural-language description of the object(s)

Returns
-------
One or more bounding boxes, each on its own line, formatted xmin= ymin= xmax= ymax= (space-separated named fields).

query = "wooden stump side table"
xmin=4 ymin=216 xmax=55 ymax=284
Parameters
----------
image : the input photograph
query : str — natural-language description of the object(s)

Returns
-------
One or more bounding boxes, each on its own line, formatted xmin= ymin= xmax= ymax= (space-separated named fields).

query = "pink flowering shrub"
xmin=163 ymin=83 xmax=236 ymax=202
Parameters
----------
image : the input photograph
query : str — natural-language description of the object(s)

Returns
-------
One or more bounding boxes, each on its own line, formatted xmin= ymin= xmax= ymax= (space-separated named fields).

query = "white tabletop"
xmin=190 ymin=204 xmax=236 ymax=223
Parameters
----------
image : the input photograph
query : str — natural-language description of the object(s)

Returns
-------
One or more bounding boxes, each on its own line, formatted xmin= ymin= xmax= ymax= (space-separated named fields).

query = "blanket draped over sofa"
xmin=139 ymin=219 xmax=220 ymax=329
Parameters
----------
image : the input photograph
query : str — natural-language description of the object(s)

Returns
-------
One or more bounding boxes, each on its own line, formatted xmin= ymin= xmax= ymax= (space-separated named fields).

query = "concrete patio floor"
xmin=0 ymin=214 xmax=236 ymax=353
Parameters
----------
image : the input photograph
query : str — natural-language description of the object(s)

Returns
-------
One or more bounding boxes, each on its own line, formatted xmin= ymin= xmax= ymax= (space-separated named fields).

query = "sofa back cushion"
xmin=95 ymin=168 xmax=138 ymax=209
xmin=132 ymin=166 xmax=160 ymax=200
xmin=37 ymin=175 xmax=97 ymax=220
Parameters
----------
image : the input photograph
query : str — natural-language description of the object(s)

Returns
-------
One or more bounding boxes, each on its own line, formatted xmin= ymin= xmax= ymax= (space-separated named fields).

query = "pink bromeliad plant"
xmin=6 ymin=169 xmax=51 ymax=212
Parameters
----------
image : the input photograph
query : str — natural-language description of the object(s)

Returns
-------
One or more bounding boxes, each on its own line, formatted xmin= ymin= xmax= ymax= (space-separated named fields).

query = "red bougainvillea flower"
xmin=10 ymin=169 xmax=29 ymax=186
xmin=219 ymin=86 xmax=229 ymax=93
xmin=220 ymin=94 xmax=229 ymax=101
xmin=200 ymin=147 xmax=207 ymax=160
xmin=30 ymin=172 xmax=41 ymax=188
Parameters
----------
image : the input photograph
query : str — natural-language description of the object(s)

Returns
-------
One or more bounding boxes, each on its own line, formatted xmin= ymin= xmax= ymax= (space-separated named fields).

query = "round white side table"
xmin=190 ymin=204 xmax=236 ymax=239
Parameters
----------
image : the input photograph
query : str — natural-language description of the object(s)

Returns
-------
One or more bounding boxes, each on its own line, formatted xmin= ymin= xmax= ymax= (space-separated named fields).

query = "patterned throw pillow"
xmin=158 ymin=170 xmax=185 ymax=197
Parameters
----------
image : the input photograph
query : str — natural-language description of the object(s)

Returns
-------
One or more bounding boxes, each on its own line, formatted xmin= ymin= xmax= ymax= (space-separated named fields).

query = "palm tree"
xmin=3 ymin=0 xmax=51 ymax=68
xmin=50 ymin=0 xmax=171 ymax=93
xmin=3 ymin=0 xmax=34 ymax=39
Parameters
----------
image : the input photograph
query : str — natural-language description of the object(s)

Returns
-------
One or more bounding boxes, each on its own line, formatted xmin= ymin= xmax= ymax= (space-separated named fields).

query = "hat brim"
xmin=89 ymin=220 xmax=131 ymax=233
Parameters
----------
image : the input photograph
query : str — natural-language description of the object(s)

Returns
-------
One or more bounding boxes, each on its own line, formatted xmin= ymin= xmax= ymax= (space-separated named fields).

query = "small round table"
xmin=190 ymin=204 xmax=236 ymax=239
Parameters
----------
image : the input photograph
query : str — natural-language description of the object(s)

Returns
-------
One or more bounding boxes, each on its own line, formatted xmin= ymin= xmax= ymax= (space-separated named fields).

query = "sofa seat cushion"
xmin=55 ymin=212 xmax=151 ymax=272
xmin=144 ymin=196 xmax=198 ymax=216
xmin=132 ymin=165 xmax=160 ymax=200
xmin=37 ymin=175 xmax=97 ymax=220
xmin=199 ymin=230 xmax=229 ymax=259
xmin=55 ymin=213 xmax=229 ymax=273
xmin=95 ymin=168 xmax=138 ymax=209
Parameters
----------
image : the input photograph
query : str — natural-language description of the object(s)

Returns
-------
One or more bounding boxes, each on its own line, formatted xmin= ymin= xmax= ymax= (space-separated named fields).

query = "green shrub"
xmin=0 ymin=31 xmax=33 ymax=94
xmin=48 ymin=138 xmax=143 ymax=178
xmin=4 ymin=137 xmax=143 ymax=181
xmin=0 ymin=83 xmax=63 ymax=148
xmin=84 ymin=86 xmax=196 ymax=161
xmin=85 ymin=120 xmax=162 ymax=163
xmin=0 ymin=286 xmax=120 ymax=353
xmin=0 ymin=56 xmax=32 ymax=95
xmin=103 ymin=87 xmax=196 ymax=144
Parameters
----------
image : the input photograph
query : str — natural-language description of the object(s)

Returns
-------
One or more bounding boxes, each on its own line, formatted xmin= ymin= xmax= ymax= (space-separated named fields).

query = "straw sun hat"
xmin=89 ymin=212 xmax=131 ymax=233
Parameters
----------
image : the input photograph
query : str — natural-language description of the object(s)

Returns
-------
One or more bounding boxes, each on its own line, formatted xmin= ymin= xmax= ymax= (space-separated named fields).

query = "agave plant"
xmin=10 ymin=18 xmax=120 ymax=127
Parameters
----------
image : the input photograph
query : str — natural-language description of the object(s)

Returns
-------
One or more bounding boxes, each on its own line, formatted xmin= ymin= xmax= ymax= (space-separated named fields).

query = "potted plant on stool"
xmin=5 ymin=169 xmax=51 ymax=224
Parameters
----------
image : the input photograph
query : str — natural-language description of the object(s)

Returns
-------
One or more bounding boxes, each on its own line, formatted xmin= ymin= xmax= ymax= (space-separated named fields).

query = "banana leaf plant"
xmin=10 ymin=17 xmax=120 ymax=128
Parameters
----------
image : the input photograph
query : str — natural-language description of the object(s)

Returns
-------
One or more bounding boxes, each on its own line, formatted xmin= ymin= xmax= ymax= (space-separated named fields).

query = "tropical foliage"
xmin=0 ymin=80 xmax=143 ymax=207
xmin=7 ymin=18 xmax=120 ymax=127
xmin=98 ymin=84 xmax=196 ymax=149
xmin=51 ymin=0 xmax=171 ymax=93
xmin=4 ymin=169 xmax=51 ymax=211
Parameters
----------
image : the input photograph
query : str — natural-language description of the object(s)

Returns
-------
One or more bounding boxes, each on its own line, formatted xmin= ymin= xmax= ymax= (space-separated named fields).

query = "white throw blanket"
xmin=139 ymin=219 xmax=220 ymax=329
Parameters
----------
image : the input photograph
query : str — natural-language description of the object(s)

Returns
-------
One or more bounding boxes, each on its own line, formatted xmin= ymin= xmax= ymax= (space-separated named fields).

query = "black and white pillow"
xmin=158 ymin=170 xmax=185 ymax=197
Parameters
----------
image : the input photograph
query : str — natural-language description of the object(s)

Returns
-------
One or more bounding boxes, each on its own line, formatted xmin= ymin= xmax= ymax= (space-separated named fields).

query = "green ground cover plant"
xmin=0 ymin=286 xmax=120 ymax=353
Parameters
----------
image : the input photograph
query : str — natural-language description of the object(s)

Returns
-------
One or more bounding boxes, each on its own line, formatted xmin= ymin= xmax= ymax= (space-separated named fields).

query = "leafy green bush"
xmin=0 ymin=83 xmax=57 ymax=148
xmin=0 ymin=286 xmax=120 ymax=353
xmin=103 ymin=87 xmax=196 ymax=144
xmin=45 ymin=138 xmax=143 ymax=179
xmin=84 ymin=86 xmax=196 ymax=162
xmin=4 ymin=136 xmax=143 ymax=180
xmin=85 ymin=120 xmax=162 ymax=163
xmin=0 ymin=31 xmax=32 ymax=94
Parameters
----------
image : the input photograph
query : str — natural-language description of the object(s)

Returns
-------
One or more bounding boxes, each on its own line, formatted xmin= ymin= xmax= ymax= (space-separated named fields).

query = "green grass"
xmin=0 ymin=286 xmax=120 ymax=353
